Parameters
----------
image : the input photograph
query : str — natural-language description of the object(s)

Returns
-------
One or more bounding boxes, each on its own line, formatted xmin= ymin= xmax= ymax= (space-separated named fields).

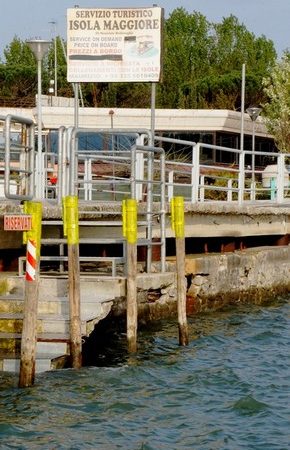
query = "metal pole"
xmin=246 ymin=106 xmax=261 ymax=200
xmin=74 ymin=83 xmax=79 ymax=128
xmin=146 ymin=83 xmax=156 ymax=272
xmin=49 ymin=21 xmax=57 ymax=97
xmin=27 ymin=39 xmax=51 ymax=199
xmin=37 ymin=59 xmax=42 ymax=199
xmin=54 ymin=35 xmax=57 ymax=97
xmin=240 ymin=63 xmax=245 ymax=154
xmin=239 ymin=63 xmax=246 ymax=205
xmin=251 ymin=120 xmax=255 ymax=188
xmin=160 ymin=150 xmax=166 ymax=273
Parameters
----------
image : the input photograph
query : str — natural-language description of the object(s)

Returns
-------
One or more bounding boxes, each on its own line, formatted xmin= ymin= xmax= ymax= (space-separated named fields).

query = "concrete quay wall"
xmin=110 ymin=246 xmax=290 ymax=323
xmin=0 ymin=246 xmax=289 ymax=335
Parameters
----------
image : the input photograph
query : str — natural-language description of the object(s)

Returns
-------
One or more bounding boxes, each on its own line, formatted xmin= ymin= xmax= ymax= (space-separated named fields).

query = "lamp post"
xmin=49 ymin=20 xmax=57 ymax=97
xmin=246 ymin=106 xmax=262 ymax=196
xmin=27 ymin=39 xmax=51 ymax=198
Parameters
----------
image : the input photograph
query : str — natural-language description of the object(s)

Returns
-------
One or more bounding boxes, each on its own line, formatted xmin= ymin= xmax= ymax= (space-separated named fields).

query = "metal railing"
xmin=2 ymin=119 xmax=290 ymax=277
xmin=66 ymin=127 xmax=166 ymax=272
xmin=153 ymin=136 xmax=290 ymax=205
xmin=0 ymin=114 xmax=35 ymax=200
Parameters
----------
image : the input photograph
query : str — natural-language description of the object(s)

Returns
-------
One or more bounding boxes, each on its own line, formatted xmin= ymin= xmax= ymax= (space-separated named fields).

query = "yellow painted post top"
xmin=23 ymin=201 xmax=42 ymax=257
xmin=122 ymin=198 xmax=137 ymax=244
xmin=170 ymin=198 xmax=175 ymax=231
xmin=63 ymin=196 xmax=79 ymax=245
xmin=122 ymin=199 xmax=127 ymax=238
xmin=171 ymin=196 xmax=185 ymax=238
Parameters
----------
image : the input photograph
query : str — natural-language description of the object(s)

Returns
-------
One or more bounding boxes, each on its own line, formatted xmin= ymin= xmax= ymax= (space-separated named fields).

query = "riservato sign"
xmin=67 ymin=7 xmax=163 ymax=83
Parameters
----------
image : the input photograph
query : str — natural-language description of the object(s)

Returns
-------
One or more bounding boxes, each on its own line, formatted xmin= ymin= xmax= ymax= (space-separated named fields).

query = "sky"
xmin=0 ymin=0 xmax=289 ymax=58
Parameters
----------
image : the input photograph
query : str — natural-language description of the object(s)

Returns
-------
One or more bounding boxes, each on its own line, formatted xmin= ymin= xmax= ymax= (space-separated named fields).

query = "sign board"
xmin=67 ymin=7 xmax=163 ymax=83
xmin=4 ymin=215 xmax=32 ymax=231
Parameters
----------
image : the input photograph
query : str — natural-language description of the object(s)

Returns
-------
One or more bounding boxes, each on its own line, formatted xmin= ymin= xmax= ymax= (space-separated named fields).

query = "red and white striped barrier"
xmin=26 ymin=239 xmax=37 ymax=281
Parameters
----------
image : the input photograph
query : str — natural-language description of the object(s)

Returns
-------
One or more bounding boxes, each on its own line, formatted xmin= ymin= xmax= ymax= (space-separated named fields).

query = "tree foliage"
xmin=160 ymin=11 xmax=276 ymax=109
xmin=0 ymin=10 xmax=277 ymax=110
xmin=0 ymin=37 xmax=37 ymax=105
xmin=262 ymin=53 xmax=290 ymax=152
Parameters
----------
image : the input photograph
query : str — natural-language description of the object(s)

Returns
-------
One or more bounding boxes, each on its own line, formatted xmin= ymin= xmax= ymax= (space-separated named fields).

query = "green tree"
xmin=201 ymin=15 xmax=276 ymax=109
xmin=0 ymin=37 xmax=37 ymax=105
xmin=160 ymin=8 xmax=211 ymax=108
xmin=262 ymin=53 xmax=290 ymax=152
xmin=157 ymin=10 xmax=276 ymax=110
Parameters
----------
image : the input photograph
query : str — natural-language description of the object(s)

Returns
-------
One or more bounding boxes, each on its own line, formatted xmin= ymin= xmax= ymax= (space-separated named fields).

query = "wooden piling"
xmin=19 ymin=202 xmax=42 ymax=388
xmin=68 ymin=242 xmax=82 ymax=368
xmin=63 ymin=196 xmax=82 ymax=368
xmin=176 ymin=236 xmax=188 ymax=346
xmin=19 ymin=264 xmax=39 ymax=387
xmin=126 ymin=241 xmax=138 ymax=352
xmin=171 ymin=197 xmax=189 ymax=346
xmin=123 ymin=199 xmax=138 ymax=352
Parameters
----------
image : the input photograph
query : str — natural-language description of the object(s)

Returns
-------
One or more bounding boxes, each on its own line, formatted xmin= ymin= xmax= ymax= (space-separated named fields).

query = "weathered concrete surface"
xmin=2 ymin=201 xmax=290 ymax=249
xmin=2 ymin=243 xmax=289 ymax=331
xmin=173 ymin=245 xmax=290 ymax=315
xmin=93 ymin=245 xmax=290 ymax=323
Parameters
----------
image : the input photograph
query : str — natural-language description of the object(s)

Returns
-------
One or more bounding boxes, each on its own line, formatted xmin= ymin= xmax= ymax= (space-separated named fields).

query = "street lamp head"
xmin=27 ymin=39 xmax=51 ymax=61
xmin=246 ymin=106 xmax=262 ymax=122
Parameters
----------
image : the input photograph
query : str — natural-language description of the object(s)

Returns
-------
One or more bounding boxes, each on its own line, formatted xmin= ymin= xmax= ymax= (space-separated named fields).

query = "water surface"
xmin=0 ymin=298 xmax=289 ymax=449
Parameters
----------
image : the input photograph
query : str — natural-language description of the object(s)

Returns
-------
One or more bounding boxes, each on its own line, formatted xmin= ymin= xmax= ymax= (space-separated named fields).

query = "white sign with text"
xmin=67 ymin=7 xmax=163 ymax=83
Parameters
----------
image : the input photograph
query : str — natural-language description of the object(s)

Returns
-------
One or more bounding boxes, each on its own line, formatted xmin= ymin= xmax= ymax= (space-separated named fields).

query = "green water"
xmin=0 ymin=298 xmax=289 ymax=449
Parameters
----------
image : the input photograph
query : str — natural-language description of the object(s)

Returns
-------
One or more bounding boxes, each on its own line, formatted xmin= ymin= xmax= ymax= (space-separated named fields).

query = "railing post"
xmin=135 ymin=134 xmax=145 ymax=201
xmin=168 ymin=170 xmax=174 ymax=201
xmin=199 ymin=175 xmax=205 ymax=202
xmin=227 ymin=179 xmax=233 ymax=202
xmin=130 ymin=145 xmax=137 ymax=199
xmin=276 ymin=153 xmax=285 ymax=204
xmin=191 ymin=143 xmax=199 ymax=203
xmin=238 ymin=150 xmax=245 ymax=205
xmin=68 ymin=127 xmax=76 ymax=196
xmin=146 ymin=132 xmax=154 ymax=272
xmin=57 ymin=126 xmax=65 ymax=204
xmin=160 ymin=150 xmax=166 ymax=273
